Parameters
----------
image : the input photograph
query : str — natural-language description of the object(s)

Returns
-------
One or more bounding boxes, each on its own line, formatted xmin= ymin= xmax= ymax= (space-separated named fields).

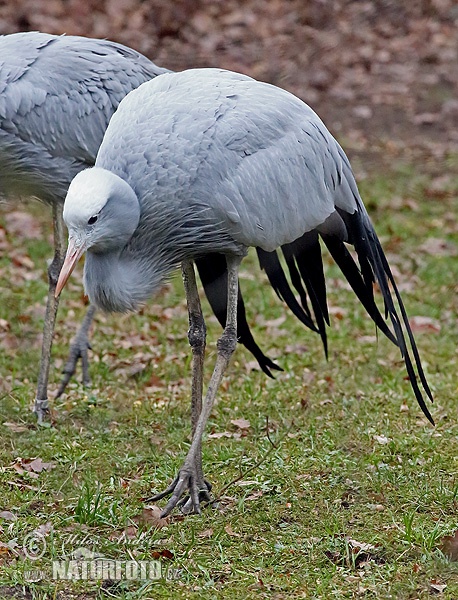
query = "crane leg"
xmin=34 ymin=204 xmax=66 ymax=422
xmin=55 ymin=303 xmax=96 ymax=398
xmin=34 ymin=206 xmax=97 ymax=421
xmin=149 ymin=255 xmax=241 ymax=516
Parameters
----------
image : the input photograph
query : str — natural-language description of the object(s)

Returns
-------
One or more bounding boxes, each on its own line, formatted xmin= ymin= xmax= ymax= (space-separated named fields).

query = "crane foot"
xmin=147 ymin=461 xmax=212 ymax=517
xmin=56 ymin=335 xmax=92 ymax=398
xmin=33 ymin=398 xmax=50 ymax=425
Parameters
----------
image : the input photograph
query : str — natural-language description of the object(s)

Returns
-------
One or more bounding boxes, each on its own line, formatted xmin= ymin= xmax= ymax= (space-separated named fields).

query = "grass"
xmin=0 ymin=159 xmax=457 ymax=599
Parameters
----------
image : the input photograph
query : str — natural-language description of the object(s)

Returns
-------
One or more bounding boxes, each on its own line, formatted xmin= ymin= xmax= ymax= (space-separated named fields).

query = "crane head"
xmin=55 ymin=167 xmax=140 ymax=296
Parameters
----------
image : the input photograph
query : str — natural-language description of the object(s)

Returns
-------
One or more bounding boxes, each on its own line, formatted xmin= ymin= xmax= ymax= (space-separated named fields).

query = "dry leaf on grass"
xmin=419 ymin=238 xmax=457 ymax=257
xmin=198 ymin=528 xmax=213 ymax=538
xmin=374 ymin=435 xmax=391 ymax=445
xmin=439 ymin=530 xmax=458 ymax=561
xmin=230 ymin=418 xmax=251 ymax=430
xmin=151 ymin=548 xmax=174 ymax=560
xmin=23 ymin=458 xmax=55 ymax=473
xmin=224 ymin=524 xmax=241 ymax=537
xmin=347 ymin=538 xmax=376 ymax=552
xmin=134 ymin=505 xmax=170 ymax=529
xmin=430 ymin=581 xmax=447 ymax=594
xmin=0 ymin=510 xmax=16 ymax=521
xmin=4 ymin=211 xmax=42 ymax=239
xmin=35 ymin=522 xmax=53 ymax=536
xmin=3 ymin=422 xmax=29 ymax=433
xmin=409 ymin=316 xmax=441 ymax=334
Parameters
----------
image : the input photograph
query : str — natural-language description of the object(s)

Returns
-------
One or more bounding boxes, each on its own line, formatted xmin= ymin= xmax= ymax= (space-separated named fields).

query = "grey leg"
xmin=149 ymin=255 xmax=241 ymax=516
xmin=34 ymin=204 xmax=66 ymax=422
xmin=56 ymin=303 xmax=96 ymax=398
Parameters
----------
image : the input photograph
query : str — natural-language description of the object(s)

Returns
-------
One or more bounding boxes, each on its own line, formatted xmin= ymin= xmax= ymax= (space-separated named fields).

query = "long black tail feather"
xmin=281 ymin=232 xmax=330 ymax=357
xmin=256 ymin=248 xmax=318 ymax=334
xmin=344 ymin=207 xmax=434 ymax=424
xmin=320 ymin=234 xmax=397 ymax=345
xmin=195 ymin=254 xmax=283 ymax=378
xmin=253 ymin=205 xmax=433 ymax=423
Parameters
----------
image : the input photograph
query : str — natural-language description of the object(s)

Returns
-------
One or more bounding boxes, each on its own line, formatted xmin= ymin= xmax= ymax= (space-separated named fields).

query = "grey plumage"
xmin=57 ymin=68 xmax=434 ymax=515
xmin=0 ymin=31 xmax=168 ymax=418
xmin=0 ymin=32 xmax=166 ymax=204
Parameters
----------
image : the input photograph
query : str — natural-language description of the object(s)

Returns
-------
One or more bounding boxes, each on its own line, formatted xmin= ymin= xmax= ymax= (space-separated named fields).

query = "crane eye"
xmin=88 ymin=215 xmax=98 ymax=225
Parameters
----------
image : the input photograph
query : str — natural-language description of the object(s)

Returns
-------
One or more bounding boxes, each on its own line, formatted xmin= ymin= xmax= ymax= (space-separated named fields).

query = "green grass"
xmin=0 ymin=160 xmax=457 ymax=599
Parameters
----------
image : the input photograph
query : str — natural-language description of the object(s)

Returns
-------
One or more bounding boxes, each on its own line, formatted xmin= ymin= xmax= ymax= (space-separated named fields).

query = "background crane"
xmin=55 ymin=68 xmax=434 ymax=516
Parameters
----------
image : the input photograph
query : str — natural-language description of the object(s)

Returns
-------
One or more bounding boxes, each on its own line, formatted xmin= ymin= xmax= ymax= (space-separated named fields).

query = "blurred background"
xmin=0 ymin=0 xmax=457 ymax=172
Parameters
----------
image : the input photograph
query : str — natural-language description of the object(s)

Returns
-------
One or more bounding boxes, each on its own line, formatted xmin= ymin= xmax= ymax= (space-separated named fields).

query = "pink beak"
xmin=55 ymin=237 xmax=86 ymax=297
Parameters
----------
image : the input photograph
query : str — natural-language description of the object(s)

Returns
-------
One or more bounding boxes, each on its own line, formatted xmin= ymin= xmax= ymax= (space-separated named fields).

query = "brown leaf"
xmin=419 ymin=238 xmax=457 ymax=257
xmin=347 ymin=538 xmax=376 ymax=552
xmin=230 ymin=418 xmax=251 ymax=430
xmin=208 ymin=431 xmax=233 ymax=439
xmin=409 ymin=316 xmax=441 ymax=334
xmin=134 ymin=505 xmax=169 ymax=529
xmin=224 ymin=524 xmax=241 ymax=537
xmin=245 ymin=490 xmax=264 ymax=501
xmin=35 ymin=522 xmax=53 ymax=536
xmin=328 ymin=305 xmax=347 ymax=319
xmin=439 ymin=530 xmax=458 ymax=561
xmin=3 ymin=422 xmax=28 ymax=433
xmin=198 ymin=528 xmax=213 ymax=538
xmin=0 ymin=511 xmax=16 ymax=521
xmin=4 ymin=211 xmax=42 ymax=239
xmin=430 ymin=582 xmax=447 ymax=594
xmin=124 ymin=525 xmax=138 ymax=539
xmin=23 ymin=458 xmax=55 ymax=473
xmin=7 ymin=480 xmax=39 ymax=491
xmin=151 ymin=548 xmax=174 ymax=560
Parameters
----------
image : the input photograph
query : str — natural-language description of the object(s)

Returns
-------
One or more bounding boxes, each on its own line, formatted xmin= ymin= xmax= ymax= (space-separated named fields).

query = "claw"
xmin=56 ymin=305 xmax=96 ymax=398
xmin=148 ymin=466 xmax=212 ymax=517
xmin=56 ymin=336 xmax=92 ymax=398
xmin=33 ymin=398 xmax=50 ymax=425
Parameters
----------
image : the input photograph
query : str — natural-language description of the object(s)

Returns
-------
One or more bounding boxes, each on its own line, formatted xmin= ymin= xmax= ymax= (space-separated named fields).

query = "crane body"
xmin=56 ymin=68 xmax=434 ymax=515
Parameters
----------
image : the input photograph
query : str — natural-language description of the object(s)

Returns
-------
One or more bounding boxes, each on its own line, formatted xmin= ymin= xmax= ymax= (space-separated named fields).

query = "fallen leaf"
xmin=374 ymin=435 xmax=390 ymax=445
xmin=230 ymin=418 xmax=251 ymax=430
xmin=430 ymin=582 xmax=447 ymax=594
xmin=7 ymin=481 xmax=39 ymax=491
xmin=134 ymin=505 xmax=169 ymax=529
xmin=208 ymin=431 xmax=233 ymax=439
xmin=245 ymin=491 xmax=264 ymax=501
xmin=4 ymin=211 xmax=42 ymax=239
xmin=151 ymin=548 xmax=174 ymax=560
xmin=198 ymin=528 xmax=213 ymax=538
xmin=328 ymin=305 xmax=347 ymax=319
xmin=347 ymin=538 xmax=376 ymax=552
xmin=439 ymin=530 xmax=458 ymax=561
xmin=224 ymin=524 xmax=241 ymax=537
xmin=409 ymin=316 xmax=441 ymax=333
xmin=124 ymin=525 xmax=138 ymax=539
xmin=0 ymin=511 xmax=16 ymax=521
xmin=3 ymin=422 xmax=28 ymax=433
xmin=23 ymin=458 xmax=55 ymax=473
xmin=35 ymin=522 xmax=53 ymax=536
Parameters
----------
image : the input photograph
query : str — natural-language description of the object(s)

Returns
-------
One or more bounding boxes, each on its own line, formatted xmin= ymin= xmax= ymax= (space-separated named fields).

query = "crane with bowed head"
xmin=0 ymin=33 xmax=275 ymax=421
xmin=56 ymin=68 xmax=434 ymax=515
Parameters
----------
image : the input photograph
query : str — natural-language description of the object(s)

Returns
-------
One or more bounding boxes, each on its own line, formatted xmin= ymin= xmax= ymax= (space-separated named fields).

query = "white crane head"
xmin=56 ymin=167 xmax=140 ymax=295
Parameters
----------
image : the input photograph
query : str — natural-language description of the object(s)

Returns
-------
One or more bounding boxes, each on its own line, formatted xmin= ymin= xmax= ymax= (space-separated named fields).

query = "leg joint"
xmin=188 ymin=312 xmax=206 ymax=351
xmin=217 ymin=324 xmax=237 ymax=359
